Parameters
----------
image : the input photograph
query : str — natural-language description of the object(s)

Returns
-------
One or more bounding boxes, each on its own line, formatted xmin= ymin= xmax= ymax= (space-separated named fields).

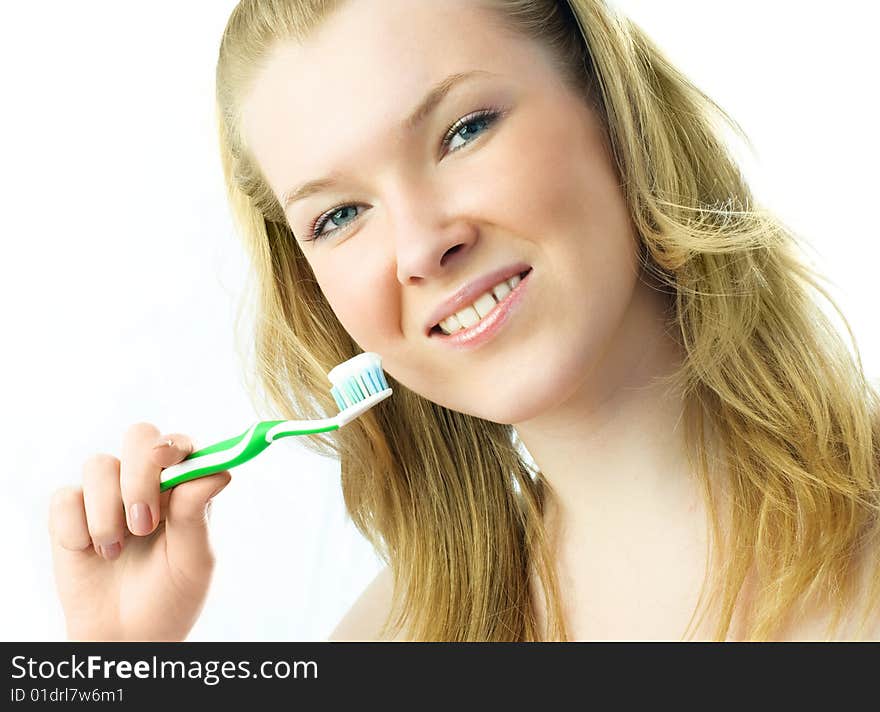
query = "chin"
xmin=429 ymin=361 xmax=586 ymax=426
xmin=390 ymin=328 xmax=598 ymax=424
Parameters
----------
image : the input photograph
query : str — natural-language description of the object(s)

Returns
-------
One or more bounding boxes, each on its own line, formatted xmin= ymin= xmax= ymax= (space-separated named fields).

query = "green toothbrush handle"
xmin=158 ymin=419 xmax=339 ymax=492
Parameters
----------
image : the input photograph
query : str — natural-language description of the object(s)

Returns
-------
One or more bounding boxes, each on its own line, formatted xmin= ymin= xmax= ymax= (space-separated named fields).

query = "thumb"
xmin=163 ymin=450 xmax=232 ymax=577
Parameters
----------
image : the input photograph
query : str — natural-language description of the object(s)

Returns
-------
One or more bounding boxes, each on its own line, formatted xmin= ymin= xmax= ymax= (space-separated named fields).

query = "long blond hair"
xmin=215 ymin=0 xmax=880 ymax=640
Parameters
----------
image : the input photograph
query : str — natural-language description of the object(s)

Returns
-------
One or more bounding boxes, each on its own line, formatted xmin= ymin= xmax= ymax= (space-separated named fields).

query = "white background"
xmin=1 ymin=1 xmax=877 ymax=640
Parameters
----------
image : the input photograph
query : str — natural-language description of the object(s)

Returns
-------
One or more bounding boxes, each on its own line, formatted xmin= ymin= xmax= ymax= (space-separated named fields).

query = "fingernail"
xmin=101 ymin=541 xmax=122 ymax=561
xmin=129 ymin=503 xmax=153 ymax=535
xmin=153 ymin=437 xmax=175 ymax=450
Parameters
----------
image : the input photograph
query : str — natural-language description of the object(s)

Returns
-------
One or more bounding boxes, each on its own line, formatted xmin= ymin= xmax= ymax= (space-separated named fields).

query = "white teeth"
xmin=436 ymin=272 xmax=527 ymax=335
xmin=455 ymin=306 xmax=480 ymax=328
xmin=492 ymin=281 xmax=511 ymax=302
xmin=473 ymin=292 xmax=497 ymax=319
xmin=439 ymin=314 xmax=461 ymax=334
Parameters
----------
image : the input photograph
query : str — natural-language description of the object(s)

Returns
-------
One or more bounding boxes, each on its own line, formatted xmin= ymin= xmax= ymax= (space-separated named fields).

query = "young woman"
xmin=49 ymin=0 xmax=880 ymax=641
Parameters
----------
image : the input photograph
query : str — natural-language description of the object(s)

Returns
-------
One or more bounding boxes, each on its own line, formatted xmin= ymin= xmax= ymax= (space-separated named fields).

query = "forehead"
xmin=239 ymin=0 xmax=550 ymax=203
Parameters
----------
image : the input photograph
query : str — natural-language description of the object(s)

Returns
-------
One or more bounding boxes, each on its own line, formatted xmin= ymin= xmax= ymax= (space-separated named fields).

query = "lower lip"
xmin=429 ymin=269 xmax=532 ymax=350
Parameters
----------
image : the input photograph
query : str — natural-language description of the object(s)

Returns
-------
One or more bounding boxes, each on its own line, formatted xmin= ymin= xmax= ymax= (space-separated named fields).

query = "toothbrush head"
xmin=328 ymin=352 xmax=393 ymax=426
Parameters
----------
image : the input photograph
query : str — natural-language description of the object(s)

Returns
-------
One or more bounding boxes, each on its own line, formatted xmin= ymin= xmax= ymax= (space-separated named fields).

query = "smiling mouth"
xmin=429 ymin=268 xmax=532 ymax=335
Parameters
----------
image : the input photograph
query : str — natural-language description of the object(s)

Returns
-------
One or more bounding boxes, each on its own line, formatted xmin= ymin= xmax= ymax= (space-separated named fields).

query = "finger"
xmin=48 ymin=486 xmax=92 ymax=554
xmin=150 ymin=432 xmax=195 ymax=470
xmin=80 ymin=454 xmax=126 ymax=561
xmin=165 ymin=470 xmax=232 ymax=578
xmin=151 ymin=433 xmax=195 ymax=524
xmin=119 ymin=422 xmax=164 ymax=537
xmin=48 ymin=486 xmax=100 ymax=603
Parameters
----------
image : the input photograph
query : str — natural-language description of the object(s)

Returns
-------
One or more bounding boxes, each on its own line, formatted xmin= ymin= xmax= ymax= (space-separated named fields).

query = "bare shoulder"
xmin=328 ymin=566 xmax=410 ymax=642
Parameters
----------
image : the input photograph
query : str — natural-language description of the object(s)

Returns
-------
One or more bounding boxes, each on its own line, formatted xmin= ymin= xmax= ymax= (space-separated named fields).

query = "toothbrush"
xmin=158 ymin=352 xmax=392 ymax=492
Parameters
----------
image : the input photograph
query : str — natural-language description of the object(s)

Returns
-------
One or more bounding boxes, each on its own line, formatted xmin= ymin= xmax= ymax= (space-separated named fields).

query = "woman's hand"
xmin=48 ymin=422 xmax=231 ymax=641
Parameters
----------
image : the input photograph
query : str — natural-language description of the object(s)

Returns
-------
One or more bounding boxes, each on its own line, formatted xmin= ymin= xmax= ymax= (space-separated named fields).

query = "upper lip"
xmin=424 ymin=261 xmax=532 ymax=335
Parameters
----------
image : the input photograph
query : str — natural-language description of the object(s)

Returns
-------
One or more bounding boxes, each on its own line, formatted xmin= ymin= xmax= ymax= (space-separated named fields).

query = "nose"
xmin=389 ymin=181 xmax=478 ymax=285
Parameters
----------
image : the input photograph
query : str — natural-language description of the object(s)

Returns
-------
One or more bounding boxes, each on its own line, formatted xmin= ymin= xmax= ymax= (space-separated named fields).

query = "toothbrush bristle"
xmin=327 ymin=352 xmax=390 ymax=411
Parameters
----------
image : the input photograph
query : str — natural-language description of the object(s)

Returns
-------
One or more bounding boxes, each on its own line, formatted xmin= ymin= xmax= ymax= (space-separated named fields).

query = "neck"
xmin=513 ymin=277 xmax=700 ymax=540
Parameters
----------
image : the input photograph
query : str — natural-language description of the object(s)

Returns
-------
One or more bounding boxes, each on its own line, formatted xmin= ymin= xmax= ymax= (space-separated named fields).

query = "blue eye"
xmin=306 ymin=107 xmax=504 ymax=241
xmin=442 ymin=109 xmax=499 ymax=154
xmin=309 ymin=205 xmax=364 ymax=240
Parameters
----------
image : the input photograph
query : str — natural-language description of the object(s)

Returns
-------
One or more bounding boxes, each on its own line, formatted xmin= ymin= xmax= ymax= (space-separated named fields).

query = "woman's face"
xmin=241 ymin=0 xmax=642 ymax=424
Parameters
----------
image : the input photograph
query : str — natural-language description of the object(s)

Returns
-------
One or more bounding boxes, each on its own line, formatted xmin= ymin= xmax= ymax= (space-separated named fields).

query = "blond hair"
xmin=215 ymin=0 xmax=880 ymax=640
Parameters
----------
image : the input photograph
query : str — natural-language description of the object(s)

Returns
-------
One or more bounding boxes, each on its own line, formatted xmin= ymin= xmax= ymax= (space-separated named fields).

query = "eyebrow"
xmin=281 ymin=69 xmax=498 ymax=212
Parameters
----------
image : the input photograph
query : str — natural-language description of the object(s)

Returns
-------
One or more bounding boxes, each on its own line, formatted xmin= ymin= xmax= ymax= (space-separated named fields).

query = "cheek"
xmin=318 ymin=261 xmax=401 ymax=351
xmin=475 ymin=103 xmax=602 ymax=239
